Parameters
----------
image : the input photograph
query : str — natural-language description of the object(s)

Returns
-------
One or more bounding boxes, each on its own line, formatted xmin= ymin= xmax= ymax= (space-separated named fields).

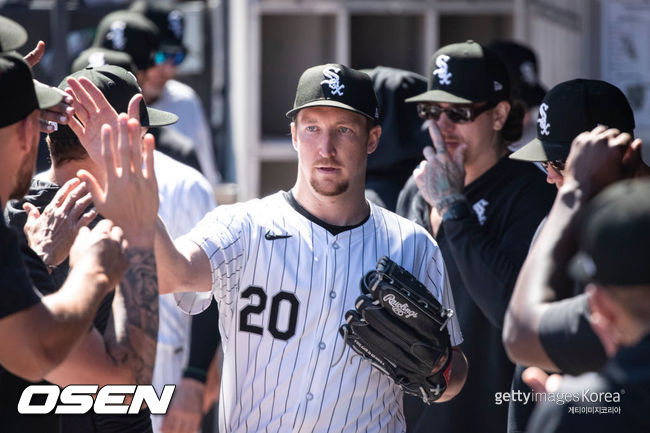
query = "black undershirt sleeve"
xmin=184 ymin=298 xmax=220 ymax=383
xmin=538 ymin=293 xmax=607 ymax=375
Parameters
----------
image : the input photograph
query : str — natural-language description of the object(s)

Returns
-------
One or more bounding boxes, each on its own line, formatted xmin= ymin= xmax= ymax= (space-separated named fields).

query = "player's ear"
xmin=586 ymin=284 xmax=621 ymax=350
xmin=367 ymin=124 xmax=381 ymax=155
xmin=290 ymin=121 xmax=298 ymax=151
xmin=492 ymin=101 xmax=510 ymax=132
xmin=16 ymin=110 xmax=39 ymax=154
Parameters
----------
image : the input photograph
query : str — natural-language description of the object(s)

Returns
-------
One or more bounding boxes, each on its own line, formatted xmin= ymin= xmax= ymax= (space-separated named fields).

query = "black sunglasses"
xmin=541 ymin=160 xmax=566 ymax=173
xmin=417 ymin=102 xmax=497 ymax=124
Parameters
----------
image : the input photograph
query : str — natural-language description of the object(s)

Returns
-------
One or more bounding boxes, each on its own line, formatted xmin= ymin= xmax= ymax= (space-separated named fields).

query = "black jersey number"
xmin=239 ymin=286 xmax=299 ymax=341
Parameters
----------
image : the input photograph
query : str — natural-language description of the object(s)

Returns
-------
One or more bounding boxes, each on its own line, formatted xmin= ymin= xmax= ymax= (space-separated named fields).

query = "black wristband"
xmin=442 ymin=199 xmax=471 ymax=221
xmin=182 ymin=366 xmax=208 ymax=383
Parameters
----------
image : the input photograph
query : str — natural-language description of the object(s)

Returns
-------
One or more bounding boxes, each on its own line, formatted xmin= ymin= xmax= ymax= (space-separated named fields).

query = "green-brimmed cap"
xmin=71 ymin=47 xmax=138 ymax=76
xmin=0 ymin=53 xmax=63 ymax=128
xmin=93 ymin=11 xmax=160 ymax=70
xmin=61 ymin=64 xmax=177 ymax=127
xmin=511 ymin=79 xmax=635 ymax=162
xmin=406 ymin=40 xmax=510 ymax=105
xmin=286 ymin=63 xmax=379 ymax=122
xmin=0 ymin=15 xmax=27 ymax=52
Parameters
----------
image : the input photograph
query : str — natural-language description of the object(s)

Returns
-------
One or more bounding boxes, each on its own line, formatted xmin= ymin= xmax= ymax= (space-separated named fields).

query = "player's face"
xmin=429 ymin=101 xmax=508 ymax=167
xmin=292 ymin=106 xmax=380 ymax=197
xmin=139 ymin=63 xmax=176 ymax=103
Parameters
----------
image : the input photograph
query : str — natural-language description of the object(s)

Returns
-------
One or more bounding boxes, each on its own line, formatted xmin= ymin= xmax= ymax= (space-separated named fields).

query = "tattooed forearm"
xmin=105 ymin=248 xmax=158 ymax=384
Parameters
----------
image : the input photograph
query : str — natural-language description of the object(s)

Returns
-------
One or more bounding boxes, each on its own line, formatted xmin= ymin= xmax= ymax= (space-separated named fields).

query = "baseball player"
xmin=86 ymin=63 xmax=467 ymax=432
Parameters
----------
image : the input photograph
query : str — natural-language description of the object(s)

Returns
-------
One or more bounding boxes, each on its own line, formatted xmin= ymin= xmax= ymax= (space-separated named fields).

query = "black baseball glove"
xmin=339 ymin=256 xmax=454 ymax=404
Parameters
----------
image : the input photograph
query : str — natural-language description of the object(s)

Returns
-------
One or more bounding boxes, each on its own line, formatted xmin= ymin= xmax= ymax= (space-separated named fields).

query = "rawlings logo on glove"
xmin=339 ymin=256 xmax=454 ymax=404
xmin=382 ymin=294 xmax=418 ymax=319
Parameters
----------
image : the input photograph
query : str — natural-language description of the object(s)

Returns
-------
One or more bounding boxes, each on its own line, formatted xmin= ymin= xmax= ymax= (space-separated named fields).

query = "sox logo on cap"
xmin=321 ymin=66 xmax=345 ymax=96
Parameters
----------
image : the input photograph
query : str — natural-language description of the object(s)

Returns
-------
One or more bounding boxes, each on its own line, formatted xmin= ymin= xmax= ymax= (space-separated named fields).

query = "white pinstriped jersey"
xmin=174 ymin=191 xmax=462 ymax=433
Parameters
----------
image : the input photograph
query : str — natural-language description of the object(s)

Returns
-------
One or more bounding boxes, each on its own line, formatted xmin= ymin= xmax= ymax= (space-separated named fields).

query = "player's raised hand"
xmin=65 ymin=77 xmax=141 ymax=183
xmin=77 ymin=114 xmax=158 ymax=248
xmin=563 ymin=125 xmax=641 ymax=199
xmin=413 ymin=120 xmax=467 ymax=213
xmin=23 ymin=177 xmax=97 ymax=267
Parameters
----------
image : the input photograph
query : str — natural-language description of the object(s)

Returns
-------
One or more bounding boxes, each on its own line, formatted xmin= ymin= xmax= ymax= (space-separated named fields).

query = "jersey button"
xmin=306 ymin=392 xmax=313 ymax=401
xmin=329 ymin=291 xmax=336 ymax=299
xmin=319 ymin=342 xmax=326 ymax=350
xmin=332 ymin=242 xmax=340 ymax=249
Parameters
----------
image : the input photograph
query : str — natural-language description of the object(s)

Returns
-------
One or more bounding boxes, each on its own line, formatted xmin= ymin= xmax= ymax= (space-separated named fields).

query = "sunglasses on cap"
xmin=416 ymin=101 xmax=497 ymax=124
xmin=154 ymin=50 xmax=186 ymax=66
xmin=541 ymin=159 xmax=566 ymax=173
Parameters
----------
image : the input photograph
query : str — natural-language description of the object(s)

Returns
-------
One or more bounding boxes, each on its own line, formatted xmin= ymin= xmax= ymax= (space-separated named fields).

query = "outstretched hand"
xmin=23 ymin=178 xmax=97 ymax=267
xmin=65 ymin=77 xmax=142 ymax=183
xmin=413 ymin=120 xmax=467 ymax=213
xmin=77 ymin=114 xmax=158 ymax=248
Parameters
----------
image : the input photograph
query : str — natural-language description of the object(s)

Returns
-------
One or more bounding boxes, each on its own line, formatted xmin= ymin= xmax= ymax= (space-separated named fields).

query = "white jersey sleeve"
xmin=173 ymin=201 xmax=250 ymax=315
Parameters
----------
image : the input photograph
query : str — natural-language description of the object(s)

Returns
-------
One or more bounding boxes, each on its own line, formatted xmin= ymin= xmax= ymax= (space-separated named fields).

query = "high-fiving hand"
xmin=64 ymin=77 xmax=142 ymax=183
xmin=77 ymin=114 xmax=158 ymax=249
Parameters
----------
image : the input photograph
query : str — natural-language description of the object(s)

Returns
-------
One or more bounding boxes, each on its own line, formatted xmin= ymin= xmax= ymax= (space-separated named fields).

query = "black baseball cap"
xmin=60 ymin=65 xmax=177 ymax=127
xmin=93 ymin=11 xmax=160 ymax=70
xmin=488 ymin=41 xmax=546 ymax=108
xmin=406 ymin=40 xmax=510 ymax=104
xmin=569 ymin=178 xmax=650 ymax=286
xmin=0 ymin=15 xmax=27 ymax=52
xmin=510 ymin=79 xmax=635 ymax=162
xmin=286 ymin=63 xmax=379 ymax=122
xmin=71 ymin=47 xmax=138 ymax=75
xmin=130 ymin=1 xmax=187 ymax=55
xmin=0 ymin=53 xmax=63 ymax=128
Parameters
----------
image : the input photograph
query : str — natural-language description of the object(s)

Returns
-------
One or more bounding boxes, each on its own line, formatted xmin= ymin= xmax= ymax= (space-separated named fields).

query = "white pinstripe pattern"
xmin=174 ymin=192 xmax=462 ymax=433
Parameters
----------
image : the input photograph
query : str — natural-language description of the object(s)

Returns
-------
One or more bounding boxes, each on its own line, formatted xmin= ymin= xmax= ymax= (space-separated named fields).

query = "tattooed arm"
xmin=44 ymin=247 xmax=158 ymax=386
xmin=103 ymin=248 xmax=158 ymax=384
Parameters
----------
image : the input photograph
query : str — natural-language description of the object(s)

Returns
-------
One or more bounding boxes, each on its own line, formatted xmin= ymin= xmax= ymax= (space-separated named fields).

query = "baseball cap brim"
xmin=285 ymin=99 xmax=376 ymax=121
xmin=34 ymin=80 xmax=64 ymax=110
xmin=145 ymin=106 xmax=178 ymax=127
xmin=509 ymin=138 xmax=571 ymax=162
xmin=0 ymin=16 xmax=28 ymax=52
xmin=405 ymin=89 xmax=473 ymax=104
